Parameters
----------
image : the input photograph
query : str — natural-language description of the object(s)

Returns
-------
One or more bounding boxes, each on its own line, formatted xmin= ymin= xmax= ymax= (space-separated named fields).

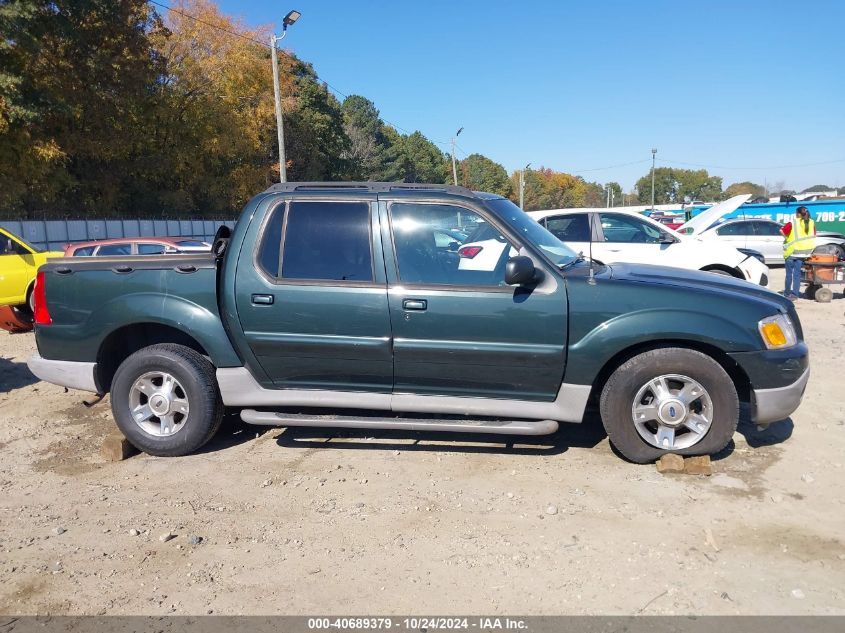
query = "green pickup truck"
xmin=27 ymin=182 xmax=809 ymax=463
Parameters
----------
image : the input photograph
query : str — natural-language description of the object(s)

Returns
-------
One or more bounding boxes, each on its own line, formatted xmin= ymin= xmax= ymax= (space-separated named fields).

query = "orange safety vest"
xmin=783 ymin=219 xmax=815 ymax=258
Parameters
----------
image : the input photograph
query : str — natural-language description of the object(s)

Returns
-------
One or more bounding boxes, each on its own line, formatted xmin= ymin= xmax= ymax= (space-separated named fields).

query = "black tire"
xmin=599 ymin=348 xmax=739 ymax=463
xmin=110 ymin=344 xmax=223 ymax=457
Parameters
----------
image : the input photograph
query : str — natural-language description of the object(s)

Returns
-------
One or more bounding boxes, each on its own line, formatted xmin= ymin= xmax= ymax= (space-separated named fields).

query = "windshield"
xmin=484 ymin=198 xmax=578 ymax=267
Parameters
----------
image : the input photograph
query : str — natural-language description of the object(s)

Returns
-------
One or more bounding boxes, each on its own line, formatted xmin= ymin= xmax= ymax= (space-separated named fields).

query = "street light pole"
xmin=270 ymin=10 xmax=301 ymax=183
xmin=451 ymin=127 xmax=463 ymax=186
xmin=519 ymin=162 xmax=531 ymax=210
xmin=650 ymin=147 xmax=657 ymax=209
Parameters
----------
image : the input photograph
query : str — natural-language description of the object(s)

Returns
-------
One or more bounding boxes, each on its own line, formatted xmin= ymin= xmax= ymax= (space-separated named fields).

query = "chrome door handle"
xmin=251 ymin=294 xmax=274 ymax=305
xmin=402 ymin=299 xmax=427 ymax=311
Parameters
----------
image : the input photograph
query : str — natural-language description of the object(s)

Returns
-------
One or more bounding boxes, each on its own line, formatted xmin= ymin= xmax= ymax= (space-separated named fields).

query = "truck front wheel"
xmin=599 ymin=348 xmax=739 ymax=463
xmin=110 ymin=344 xmax=223 ymax=457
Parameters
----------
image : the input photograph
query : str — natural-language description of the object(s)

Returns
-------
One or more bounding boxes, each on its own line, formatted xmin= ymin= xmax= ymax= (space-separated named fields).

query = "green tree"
xmin=635 ymin=167 xmax=722 ymax=205
xmin=581 ymin=179 xmax=604 ymax=207
xmin=801 ymin=184 xmax=833 ymax=193
xmin=284 ymin=63 xmax=350 ymax=181
xmin=383 ymin=130 xmax=448 ymax=183
xmin=458 ymin=154 xmax=512 ymax=197
xmin=604 ymin=182 xmax=623 ymax=206
xmin=510 ymin=168 xmax=586 ymax=211
xmin=340 ymin=95 xmax=390 ymax=180
xmin=0 ymin=0 xmax=167 ymax=217
xmin=724 ymin=181 xmax=766 ymax=199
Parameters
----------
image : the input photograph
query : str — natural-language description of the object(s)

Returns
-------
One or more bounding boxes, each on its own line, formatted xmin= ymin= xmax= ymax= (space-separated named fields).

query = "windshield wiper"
xmin=558 ymin=255 xmax=585 ymax=271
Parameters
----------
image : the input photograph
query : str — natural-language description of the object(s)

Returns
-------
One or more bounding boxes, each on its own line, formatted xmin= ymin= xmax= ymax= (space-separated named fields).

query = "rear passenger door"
xmin=750 ymin=221 xmax=785 ymax=263
xmin=714 ymin=221 xmax=753 ymax=252
xmin=541 ymin=213 xmax=595 ymax=257
xmin=234 ymin=197 xmax=392 ymax=392
xmin=596 ymin=212 xmax=671 ymax=265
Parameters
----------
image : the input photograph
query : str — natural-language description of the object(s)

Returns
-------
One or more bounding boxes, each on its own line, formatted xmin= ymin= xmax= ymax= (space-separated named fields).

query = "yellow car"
xmin=0 ymin=227 xmax=63 ymax=312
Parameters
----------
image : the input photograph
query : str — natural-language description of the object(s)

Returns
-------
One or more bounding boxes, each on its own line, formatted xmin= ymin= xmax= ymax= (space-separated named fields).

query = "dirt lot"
xmin=0 ymin=268 xmax=843 ymax=616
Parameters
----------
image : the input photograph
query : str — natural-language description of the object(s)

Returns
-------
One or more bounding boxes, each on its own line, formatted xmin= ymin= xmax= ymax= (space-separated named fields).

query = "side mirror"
xmin=659 ymin=233 xmax=678 ymax=244
xmin=505 ymin=255 xmax=537 ymax=286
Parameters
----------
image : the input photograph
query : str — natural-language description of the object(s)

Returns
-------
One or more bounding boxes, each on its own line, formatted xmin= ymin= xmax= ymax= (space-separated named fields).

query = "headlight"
xmin=758 ymin=314 xmax=797 ymax=349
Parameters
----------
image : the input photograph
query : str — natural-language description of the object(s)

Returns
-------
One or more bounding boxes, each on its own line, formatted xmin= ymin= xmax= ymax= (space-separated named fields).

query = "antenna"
xmin=587 ymin=212 xmax=597 ymax=285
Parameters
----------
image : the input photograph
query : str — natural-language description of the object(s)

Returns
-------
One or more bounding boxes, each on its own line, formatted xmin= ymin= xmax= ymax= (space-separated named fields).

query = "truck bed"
xmin=35 ymin=253 xmax=239 ymax=370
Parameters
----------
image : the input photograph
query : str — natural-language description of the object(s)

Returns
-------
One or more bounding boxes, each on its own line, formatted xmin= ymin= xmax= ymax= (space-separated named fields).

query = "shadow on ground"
xmin=0 ymin=356 xmax=38 ymax=392
xmin=197 ymin=407 xmax=608 ymax=457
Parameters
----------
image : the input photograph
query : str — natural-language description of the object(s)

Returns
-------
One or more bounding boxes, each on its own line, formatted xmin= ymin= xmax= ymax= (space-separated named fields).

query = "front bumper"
xmin=27 ymin=354 xmax=98 ymax=392
xmin=740 ymin=255 xmax=770 ymax=287
xmin=753 ymin=367 xmax=810 ymax=425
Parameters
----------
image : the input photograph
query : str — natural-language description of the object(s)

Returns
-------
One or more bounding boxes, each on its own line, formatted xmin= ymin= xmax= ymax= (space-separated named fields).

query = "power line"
xmin=569 ymin=158 xmax=652 ymax=174
xmin=659 ymin=157 xmax=845 ymax=171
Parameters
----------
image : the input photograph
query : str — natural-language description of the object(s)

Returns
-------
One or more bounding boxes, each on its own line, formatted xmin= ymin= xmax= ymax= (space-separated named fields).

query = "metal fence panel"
xmin=66 ymin=220 xmax=88 ymax=242
xmin=122 ymin=219 xmax=140 ymax=238
xmin=0 ymin=218 xmax=234 ymax=251
xmin=87 ymin=221 xmax=107 ymax=241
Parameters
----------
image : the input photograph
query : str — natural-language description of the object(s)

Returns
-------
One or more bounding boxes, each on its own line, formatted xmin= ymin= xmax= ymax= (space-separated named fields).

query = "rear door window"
xmin=96 ymin=243 xmax=132 ymax=256
xmin=716 ymin=221 xmax=754 ymax=236
xmin=752 ymin=221 xmax=783 ymax=236
xmin=72 ymin=246 xmax=95 ymax=257
xmin=545 ymin=214 xmax=591 ymax=241
xmin=599 ymin=213 xmax=662 ymax=243
xmin=138 ymin=243 xmax=167 ymax=255
xmin=259 ymin=201 xmax=373 ymax=282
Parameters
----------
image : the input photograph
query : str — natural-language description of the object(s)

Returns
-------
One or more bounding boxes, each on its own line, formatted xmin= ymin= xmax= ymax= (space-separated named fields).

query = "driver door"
xmin=381 ymin=200 xmax=567 ymax=401
xmin=0 ymin=233 xmax=31 ymax=305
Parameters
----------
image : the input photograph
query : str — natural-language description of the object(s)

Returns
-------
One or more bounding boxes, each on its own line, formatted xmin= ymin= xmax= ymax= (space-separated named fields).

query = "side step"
xmin=240 ymin=410 xmax=559 ymax=436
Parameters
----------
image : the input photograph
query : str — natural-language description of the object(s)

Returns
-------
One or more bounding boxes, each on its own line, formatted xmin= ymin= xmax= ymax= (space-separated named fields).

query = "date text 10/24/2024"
xmin=307 ymin=618 xmax=528 ymax=630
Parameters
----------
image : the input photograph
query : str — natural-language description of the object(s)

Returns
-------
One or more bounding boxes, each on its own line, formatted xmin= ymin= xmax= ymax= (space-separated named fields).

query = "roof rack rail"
xmin=263 ymin=181 xmax=474 ymax=195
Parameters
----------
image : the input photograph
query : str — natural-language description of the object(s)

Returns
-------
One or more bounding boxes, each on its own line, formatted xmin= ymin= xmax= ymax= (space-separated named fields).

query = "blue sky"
xmin=216 ymin=0 xmax=844 ymax=192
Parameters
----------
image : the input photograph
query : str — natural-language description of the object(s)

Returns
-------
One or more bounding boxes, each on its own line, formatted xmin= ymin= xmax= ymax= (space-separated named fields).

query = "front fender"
xmin=563 ymin=308 xmax=762 ymax=385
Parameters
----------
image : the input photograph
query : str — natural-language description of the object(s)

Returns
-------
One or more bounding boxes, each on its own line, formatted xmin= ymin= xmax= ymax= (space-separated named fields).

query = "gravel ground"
xmin=0 ymin=268 xmax=843 ymax=615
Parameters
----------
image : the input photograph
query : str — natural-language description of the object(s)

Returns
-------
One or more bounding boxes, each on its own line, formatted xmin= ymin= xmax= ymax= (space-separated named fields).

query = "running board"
xmin=240 ymin=410 xmax=559 ymax=436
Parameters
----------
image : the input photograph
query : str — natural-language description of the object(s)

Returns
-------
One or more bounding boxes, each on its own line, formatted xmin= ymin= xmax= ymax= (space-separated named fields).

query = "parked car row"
xmin=64 ymin=237 xmax=210 ymax=257
xmin=0 ymin=230 xmax=211 ymax=327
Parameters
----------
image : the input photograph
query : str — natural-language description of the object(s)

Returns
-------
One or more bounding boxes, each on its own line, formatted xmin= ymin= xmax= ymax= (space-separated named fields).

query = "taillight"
xmin=458 ymin=245 xmax=483 ymax=259
xmin=33 ymin=271 xmax=52 ymax=325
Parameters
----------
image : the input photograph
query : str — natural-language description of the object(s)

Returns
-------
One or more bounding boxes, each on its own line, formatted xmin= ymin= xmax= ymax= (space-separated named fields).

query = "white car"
xmin=690 ymin=218 xmax=845 ymax=265
xmin=526 ymin=208 xmax=770 ymax=287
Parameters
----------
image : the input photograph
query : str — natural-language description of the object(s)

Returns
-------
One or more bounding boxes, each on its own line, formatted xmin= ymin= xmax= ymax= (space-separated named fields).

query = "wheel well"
xmin=96 ymin=324 xmax=209 ymax=393
xmin=700 ymin=264 xmax=744 ymax=279
xmin=586 ymin=339 xmax=752 ymax=411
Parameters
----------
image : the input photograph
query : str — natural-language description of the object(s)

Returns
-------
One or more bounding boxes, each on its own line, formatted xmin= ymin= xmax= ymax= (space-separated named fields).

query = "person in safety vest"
xmin=780 ymin=206 xmax=816 ymax=300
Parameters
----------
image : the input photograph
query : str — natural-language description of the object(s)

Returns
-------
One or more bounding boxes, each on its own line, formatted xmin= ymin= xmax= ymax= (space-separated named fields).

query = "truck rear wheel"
xmin=599 ymin=348 xmax=738 ymax=463
xmin=110 ymin=344 xmax=223 ymax=457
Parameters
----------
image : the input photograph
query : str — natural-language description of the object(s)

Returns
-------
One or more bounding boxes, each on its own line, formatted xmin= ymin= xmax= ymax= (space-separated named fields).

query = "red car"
xmin=63 ymin=237 xmax=210 ymax=257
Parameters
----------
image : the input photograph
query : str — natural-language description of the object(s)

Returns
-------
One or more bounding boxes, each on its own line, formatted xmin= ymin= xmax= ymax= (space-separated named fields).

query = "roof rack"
xmin=263 ymin=181 xmax=475 ymax=196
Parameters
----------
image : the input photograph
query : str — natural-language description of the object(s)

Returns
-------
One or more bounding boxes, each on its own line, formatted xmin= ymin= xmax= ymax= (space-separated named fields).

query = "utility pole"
xmin=451 ymin=127 xmax=463 ymax=186
xmin=270 ymin=10 xmax=301 ymax=183
xmin=519 ymin=162 xmax=531 ymax=209
xmin=650 ymin=148 xmax=657 ymax=209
